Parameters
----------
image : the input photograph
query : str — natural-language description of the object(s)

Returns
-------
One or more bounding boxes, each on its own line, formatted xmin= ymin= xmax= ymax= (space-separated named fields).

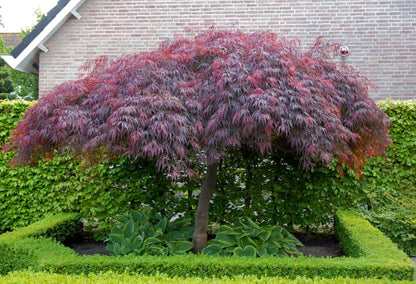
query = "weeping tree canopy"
xmin=3 ymin=29 xmax=391 ymax=252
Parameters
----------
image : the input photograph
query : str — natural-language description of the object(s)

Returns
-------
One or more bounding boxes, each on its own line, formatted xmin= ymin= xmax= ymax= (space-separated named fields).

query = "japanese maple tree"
xmin=4 ymin=29 xmax=391 ymax=253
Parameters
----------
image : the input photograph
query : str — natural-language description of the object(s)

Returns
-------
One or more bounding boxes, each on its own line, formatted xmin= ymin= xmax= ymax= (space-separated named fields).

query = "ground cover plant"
xmin=106 ymin=208 xmax=193 ymax=256
xmin=3 ymin=29 xmax=391 ymax=253
xmin=202 ymin=217 xmax=303 ymax=257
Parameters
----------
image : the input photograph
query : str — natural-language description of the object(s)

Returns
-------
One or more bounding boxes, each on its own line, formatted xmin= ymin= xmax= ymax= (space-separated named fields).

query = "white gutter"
xmin=1 ymin=0 xmax=86 ymax=75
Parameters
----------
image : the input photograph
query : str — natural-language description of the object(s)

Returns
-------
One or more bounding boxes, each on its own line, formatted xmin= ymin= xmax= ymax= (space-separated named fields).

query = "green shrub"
xmin=335 ymin=210 xmax=410 ymax=260
xmin=1 ymin=211 xmax=413 ymax=280
xmin=0 ymin=271 xmax=414 ymax=284
xmin=0 ymin=213 xmax=80 ymax=275
xmin=356 ymin=100 xmax=416 ymax=256
xmin=202 ymin=217 xmax=302 ymax=257
xmin=0 ymin=100 xmax=34 ymax=144
xmin=106 ymin=208 xmax=193 ymax=256
xmin=0 ymin=212 xmax=81 ymax=243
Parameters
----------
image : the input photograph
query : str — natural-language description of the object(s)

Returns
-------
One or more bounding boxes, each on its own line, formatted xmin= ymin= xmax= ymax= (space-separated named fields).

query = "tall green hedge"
xmin=0 ymin=100 xmax=179 ymax=237
xmin=0 ymin=99 xmax=415 ymax=255
xmin=357 ymin=100 xmax=416 ymax=256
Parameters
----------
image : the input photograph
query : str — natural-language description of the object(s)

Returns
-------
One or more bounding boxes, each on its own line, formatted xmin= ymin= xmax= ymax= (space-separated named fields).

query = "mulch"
xmin=65 ymin=232 xmax=344 ymax=258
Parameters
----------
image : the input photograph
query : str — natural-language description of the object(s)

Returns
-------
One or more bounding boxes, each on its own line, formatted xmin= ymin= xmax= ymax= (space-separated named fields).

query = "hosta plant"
xmin=105 ymin=208 xmax=193 ymax=256
xmin=202 ymin=217 xmax=303 ymax=257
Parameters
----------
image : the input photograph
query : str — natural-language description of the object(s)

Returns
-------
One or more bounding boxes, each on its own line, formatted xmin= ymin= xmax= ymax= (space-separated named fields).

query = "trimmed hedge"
xmin=357 ymin=100 xmax=416 ymax=256
xmin=0 ymin=212 xmax=414 ymax=280
xmin=335 ymin=210 xmax=409 ymax=260
xmin=0 ymin=271 xmax=413 ymax=284
xmin=0 ymin=100 xmax=174 ymax=237
xmin=0 ymin=212 xmax=81 ymax=243
xmin=0 ymin=100 xmax=415 ymax=255
xmin=0 ymin=213 xmax=81 ymax=275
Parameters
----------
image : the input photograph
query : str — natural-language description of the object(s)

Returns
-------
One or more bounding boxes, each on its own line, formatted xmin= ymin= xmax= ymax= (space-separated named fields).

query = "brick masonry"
xmin=39 ymin=0 xmax=416 ymax=101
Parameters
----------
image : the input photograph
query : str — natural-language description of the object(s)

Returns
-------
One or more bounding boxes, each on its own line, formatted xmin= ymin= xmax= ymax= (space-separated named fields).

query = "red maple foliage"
xmin=5 ymin=30 xmax=390 ymax=176
xmin=3 ymin=29 xmax=391 ymax=252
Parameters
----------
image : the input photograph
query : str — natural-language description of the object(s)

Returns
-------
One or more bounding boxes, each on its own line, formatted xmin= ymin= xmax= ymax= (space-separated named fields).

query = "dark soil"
xmin=66 ymin=238 xmax=110 ymax=256
xmin=295 ymin=232 xmax=344 ymax=258
xmin=65 ymin=232 xmax=344 ymax=258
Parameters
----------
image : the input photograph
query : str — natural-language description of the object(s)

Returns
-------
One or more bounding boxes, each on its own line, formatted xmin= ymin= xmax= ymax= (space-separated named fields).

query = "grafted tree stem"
xmin=192 ymin=163 xmax=218 ymax=253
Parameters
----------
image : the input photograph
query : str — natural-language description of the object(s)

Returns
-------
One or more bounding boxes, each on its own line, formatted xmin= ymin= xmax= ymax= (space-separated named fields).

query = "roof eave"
xmin=1 ymin=0 xmax=86 ymax=75
xmin=1 ymin=53 xmax=39 ymax=75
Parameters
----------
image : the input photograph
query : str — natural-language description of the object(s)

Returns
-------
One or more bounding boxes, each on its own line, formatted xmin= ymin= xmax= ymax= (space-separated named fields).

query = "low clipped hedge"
xmin=335 ymin=210 xmax=410 ymax=260
xmin=0 ymin=271 xmax=413 ymax=284
xmin=0 ymin=212 xmax=81 ymax=243
xmin=0 ymin=211 xmax=414 ymax=281
xmin=0 ymin=213 xmax=81 ymax=275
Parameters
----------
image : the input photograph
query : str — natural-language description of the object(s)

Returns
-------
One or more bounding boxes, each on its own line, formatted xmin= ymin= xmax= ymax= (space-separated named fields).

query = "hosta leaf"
xmin=215 ymin=232 xmax=237 ymax=245
xmin=154 ymin=212 xmax=162 ymax=221
xmin=111 ymin=228 xmax=123 ymax=235
xmin=266 ymin=245 xmax=279 ymax=256
xmin=241 ymin=235 xmax=258 ymax=248
xmin=132 ymin=235 xmax=143 ymax=247
xmin=284 ymin=243 xmax=301 ymax=255
xmin=202 ymin=244 xmax=222 ymax=256
xmin=143 ymin=237 xmax=161 ymax=246
xmin=105 ymin=243 xmax=114 ymax=255
xmin=216 ymin=225 xmax=235 ymax=234
xmin=113 ymin=242 xmax=121 ymax=256
xmin=271 ymin=226 xmax=283 ymax=236
xmin=130 ymin=209 xmax=142 ymax=223
xmin=123 ymin=220 xmax=135 ymax=238
xmin=242 ymin=217 xmax=260 ymax=230
xmin=224 ymin=246 xmax=237 ymax=255
xmin=256 ymin=246 xmax=267 ymax=257
xmin=258 ymin=230 xmax=271 ymax=242
xmin=155 ymin=218 xmax=167 ymax=232
xmin=285 ymin=235 xmax=304 ymax=247
xmin=145 ymin=245 xmax=165 ymax=256
xmin=171 ymin=241 xmax=193 ymax=254
xmin=240 ymin=229 xmax=255 ymax=236
xmin=120 ymin=244 xmax=134 ymax=254
xmin=233 ymin=245 xmax=256 ymax=257
xmin=133 ymin=247 xmax=143 ymax=255
xmin=109 ymin=233 xmax=124 ymax=244
xmin=169 ymin=231 xmax=185 ymax=241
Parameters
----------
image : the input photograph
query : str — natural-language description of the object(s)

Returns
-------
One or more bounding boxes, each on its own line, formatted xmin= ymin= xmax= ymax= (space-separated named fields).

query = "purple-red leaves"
xmin=4 ymin=29 xmax=391 ymax=178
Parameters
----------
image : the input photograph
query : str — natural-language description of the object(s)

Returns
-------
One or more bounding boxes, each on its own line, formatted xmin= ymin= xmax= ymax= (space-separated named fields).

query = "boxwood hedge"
xmin=0 ymin=271 xmax=413 ymax=284
xmin=0 ymin=211 xmax=413 ymax=280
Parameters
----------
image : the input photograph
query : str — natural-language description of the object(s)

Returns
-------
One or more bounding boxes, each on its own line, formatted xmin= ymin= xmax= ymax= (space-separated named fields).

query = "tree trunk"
xmin=192 ymin=163 xmax=218 ymax=253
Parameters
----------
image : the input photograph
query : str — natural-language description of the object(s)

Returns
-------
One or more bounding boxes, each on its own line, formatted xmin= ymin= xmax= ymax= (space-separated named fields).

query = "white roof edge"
xmin=0 ymin=0 xmax=86 ymax=75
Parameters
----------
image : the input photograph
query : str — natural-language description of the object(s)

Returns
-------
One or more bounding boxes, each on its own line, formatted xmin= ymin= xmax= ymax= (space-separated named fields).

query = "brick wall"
xmin=40 ymin=0 xmax=416 ymax=100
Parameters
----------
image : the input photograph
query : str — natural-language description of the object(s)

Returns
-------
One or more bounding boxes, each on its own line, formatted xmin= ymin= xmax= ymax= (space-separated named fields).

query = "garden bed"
xmin=65 ymin=232 xmax=344 ymax=258
xmin=0 ymin=211 xmax=414 ymax=281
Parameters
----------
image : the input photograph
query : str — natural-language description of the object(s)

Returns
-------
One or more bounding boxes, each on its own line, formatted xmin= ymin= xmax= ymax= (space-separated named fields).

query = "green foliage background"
xmin=0 ymin=23 xmax=39 ymax=100
xmin=0 ymin=99 xmax=414 ymax=255
xmin=358 ymin=100 xmax=416 ymax=256
xmin=0 ymin=100 xmax=180 ymax=238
